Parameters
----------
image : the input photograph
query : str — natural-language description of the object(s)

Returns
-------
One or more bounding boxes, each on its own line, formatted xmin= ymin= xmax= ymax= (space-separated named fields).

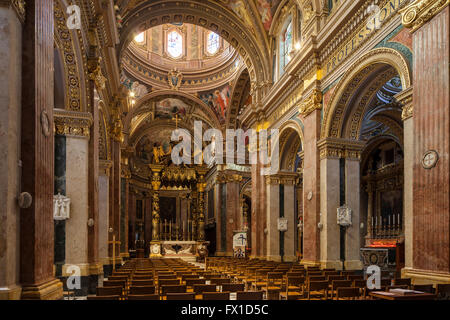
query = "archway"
xmin=320 ymin=48 xmax=408 ymax=272
xmin=277 ymin=121 xmax=304 ymax=261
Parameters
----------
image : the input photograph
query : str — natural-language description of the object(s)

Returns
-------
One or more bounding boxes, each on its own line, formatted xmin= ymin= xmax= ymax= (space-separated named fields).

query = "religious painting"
xmin=155 ymin=98 xmax=188 ymax=120
xmin=380 ymin=190 xmax=402 ymax=225
xmin=223 ymin=0 xmax=255 ymax=34
xmin=199 ymin=84 xmax=231 ymax=123
xmin=160 ymin=197 xmax=177 ymax=222
xmin=120 ymin=71 xmax=149 ymax=98
xmin=256 ymin=0 xmax=273 ymax=31
xmin=136 ymin=128 xmax=175 ymax=164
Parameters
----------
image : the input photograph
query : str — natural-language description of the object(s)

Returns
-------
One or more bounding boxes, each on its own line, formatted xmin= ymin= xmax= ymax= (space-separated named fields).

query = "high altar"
xmin=129 ymin=156 xmax=210 ymax=261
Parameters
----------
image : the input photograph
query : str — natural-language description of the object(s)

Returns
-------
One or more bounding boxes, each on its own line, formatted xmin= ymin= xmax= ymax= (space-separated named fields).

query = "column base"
xmin=300 ymin=259 xmax=321 ymax=267
xmin=267 ymin=255 xmax=282 ymax=262
xmin=283 ymin=255 xmax=297 ymax=262
xmin=21 ymin=279 xmax=63 ymax=300
xmin=0 ymin=285 xmax=22 ymax=300
xmin=320 ymin=260 xmax=343 ymax=270
xmin=344 ymin=260 xmax=363 ymax=270
xmin=401 ymin=267 xmax=450 ymax=285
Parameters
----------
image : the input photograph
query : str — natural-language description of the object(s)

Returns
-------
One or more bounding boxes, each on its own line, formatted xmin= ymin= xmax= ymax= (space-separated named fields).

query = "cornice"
xmin=400 ymin=0 xmax=450 ymax=32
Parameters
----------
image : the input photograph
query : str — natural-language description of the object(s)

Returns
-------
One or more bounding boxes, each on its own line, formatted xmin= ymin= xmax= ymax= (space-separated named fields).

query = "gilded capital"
xmin=299 ymin=89 xmax=323 ymax=117
xmin=400 ymin=0 xmax=450 ymax=32
xmin=54 ymin=110 xmax=93 ymax=138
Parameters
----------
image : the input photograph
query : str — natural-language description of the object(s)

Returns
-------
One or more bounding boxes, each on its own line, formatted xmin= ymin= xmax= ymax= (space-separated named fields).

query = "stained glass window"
xmin=207 ymin=32 xmax=220 ymax=55
xmin=279 ymin=20 xmax=293 ymax=76
xmin=134 ymin=32 xmax=145 ymax=43
xmin=167 ymin=31 xmax=183 ymax=58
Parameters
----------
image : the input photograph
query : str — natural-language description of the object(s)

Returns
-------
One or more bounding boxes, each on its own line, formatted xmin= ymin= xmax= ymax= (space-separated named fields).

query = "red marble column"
xmin=88 ymin=85 xmax=99 ymax=270
xmin=410 ymin=7 xmax=450 ymax=279
xmin=20 ymin=0 xmax=62 ymax=299
xmin=301 ymin=109 xmax=321 ymax=265
xmin=112 ymin=141 xmax=121 ymax=261
xmin=225 ymin=178 xmax=240 ymax=255
xmin=251 ymin=163 xmax=267 ymax=258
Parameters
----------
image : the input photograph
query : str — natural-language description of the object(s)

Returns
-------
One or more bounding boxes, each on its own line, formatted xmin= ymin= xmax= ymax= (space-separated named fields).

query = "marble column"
xmin=0 ymin=2 xmax=22 ymax=300
xmin=345 ymin=159 xmax=362 ymax=270
xmin=87 ymin=86 xmax=101 ymax=287
xmin=98 ymin=160 xmax=111 ymax=278
xmin=400 ymin=2 xmax=450 ymax=284
xmin=119 ymin=167 xmax=130 ymax=260
xmin=281 ymin=174 xmax=297 ymax=262
xmin=223 ymin=173 xmax=241 ymax=256
xmin=19 ymin=0 xmax=63 ymax=300
xmin=214 ymin=181 xmax=225 ymax=255
xmin=300 ymin=105 xmax=321 ymax=266
xmin=54 ymin=134 xmax=66 ymax=279
xmin=265 ymin=176 xmax=280 ymax=261
xmin=319 ymin=154 xmax=342 ymax=270
xmin=251 ymin=162 xmax=267 ymax=258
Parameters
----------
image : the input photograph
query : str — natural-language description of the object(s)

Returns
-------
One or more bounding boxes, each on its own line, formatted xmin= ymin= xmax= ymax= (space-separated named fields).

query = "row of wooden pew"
xmin=206 ymin=257 xmax=450 ymax=300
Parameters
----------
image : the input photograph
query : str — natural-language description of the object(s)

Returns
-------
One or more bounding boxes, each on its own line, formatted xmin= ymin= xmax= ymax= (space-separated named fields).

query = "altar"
xmin=160 ymin=241 xmax=210 ymax=262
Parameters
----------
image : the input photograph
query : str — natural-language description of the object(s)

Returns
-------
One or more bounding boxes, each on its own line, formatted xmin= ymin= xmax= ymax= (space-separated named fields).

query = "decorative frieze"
xmin=54 ymin=110 xmax=93 ymax=138
xmin=400 ymin=0 xmax=450 ymax=32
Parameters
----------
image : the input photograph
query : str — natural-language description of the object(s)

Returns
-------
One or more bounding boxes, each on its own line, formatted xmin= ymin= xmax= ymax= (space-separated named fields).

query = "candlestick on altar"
xmin=169 ymin=221 xmax=172 ymax=241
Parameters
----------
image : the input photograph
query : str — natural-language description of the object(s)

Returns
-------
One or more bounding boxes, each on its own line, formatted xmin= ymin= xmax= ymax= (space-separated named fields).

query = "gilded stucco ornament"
xmin=400 ymin=0 xmax=450 ymax=32
xmin=299 ymin=89 xmax=322 ymax=117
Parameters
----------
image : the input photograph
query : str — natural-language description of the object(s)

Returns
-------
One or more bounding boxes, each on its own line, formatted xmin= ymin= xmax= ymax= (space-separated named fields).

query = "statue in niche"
xmin=53 ymin=193 xmax=71 ymax=220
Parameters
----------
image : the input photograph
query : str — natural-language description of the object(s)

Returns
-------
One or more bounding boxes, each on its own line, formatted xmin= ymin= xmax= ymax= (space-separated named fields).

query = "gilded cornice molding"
xmin=395 ymin=87 xmax=413 ymax=120
xmin=299 ymin=89 xmax=323 ymax=117
xmin=400 ymin=0 xmax=450 ymax=32
xmin=54 ymin=110 xmax=93 ymax=138
xmin=317 ymin=138 xmax=365 ymax=160
xmin=0 ymin=0 xmax=25 ymax=23
xmin=215 ymin=171 xmax=243 ymax=184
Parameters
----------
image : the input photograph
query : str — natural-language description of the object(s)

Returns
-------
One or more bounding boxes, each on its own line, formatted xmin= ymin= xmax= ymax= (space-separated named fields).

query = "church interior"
xmin=0 ymin=0 xmax=449 ymax=301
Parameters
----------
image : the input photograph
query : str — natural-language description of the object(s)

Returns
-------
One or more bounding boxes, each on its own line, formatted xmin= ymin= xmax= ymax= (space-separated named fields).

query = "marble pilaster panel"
xmin=283 ymin=183 xmax=296 ymax=262
xmin=301 ymin=110 xmax=321 ymax=265
xmin=345 ymin=159 xmax=362 ymax=270
xmin=319 ymin=157 xmax=342 ymax=270
xmin=266 ymin=179 xmax=280 ymax=261
xmin=0 ymin=4 xmax=22 ymax=300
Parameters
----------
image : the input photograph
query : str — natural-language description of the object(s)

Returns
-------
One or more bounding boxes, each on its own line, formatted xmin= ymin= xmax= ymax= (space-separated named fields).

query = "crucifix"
xmin=108 ymin=234 xmax=121 ymax=271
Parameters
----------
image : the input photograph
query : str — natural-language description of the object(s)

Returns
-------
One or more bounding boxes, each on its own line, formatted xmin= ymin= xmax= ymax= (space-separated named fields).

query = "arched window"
xmin=206 ymin=31 xmax=220 ymax=55
xmin=134 ymin=32 xmax=145 ymax=43
xmin=279 ymin=19 xmax=293 ymax=76
xmin=167 ymin=31 xmax=183 ymax=58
